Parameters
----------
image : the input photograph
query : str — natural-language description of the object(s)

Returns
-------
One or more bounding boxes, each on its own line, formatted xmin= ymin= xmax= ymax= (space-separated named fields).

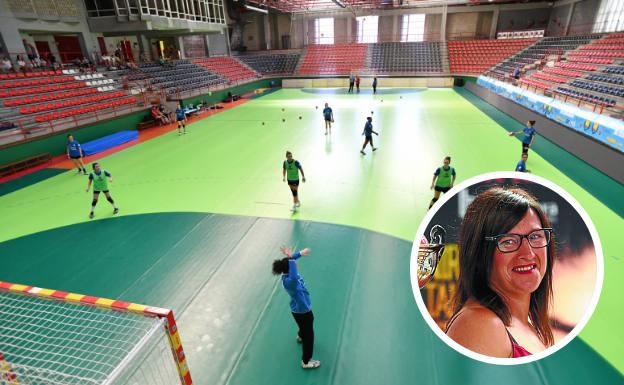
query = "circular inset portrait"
xmin=410 ymin=172 xmax=603 ymax=365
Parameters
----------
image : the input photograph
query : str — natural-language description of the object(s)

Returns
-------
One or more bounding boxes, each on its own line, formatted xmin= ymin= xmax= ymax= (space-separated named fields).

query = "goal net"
xmin=0 ymin=281 xmax=192 ymax=385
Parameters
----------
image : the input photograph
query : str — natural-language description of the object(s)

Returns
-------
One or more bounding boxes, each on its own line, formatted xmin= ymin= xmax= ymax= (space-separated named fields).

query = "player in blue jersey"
xmin=322 ymin=103 xmax=334 ymax=135
xmin=360 ymin=117 xmax=378 ymax=155
xmin=509 ymin=120 xmax=536 ymax=158
xmin=67 ymin=135 xmax=87 ymax=175
xmin=272 ymin=246 xmax=320 ymax=369
xmin=175 ymin=103 xmax=187 ymax=135
xmin=515 ymin=153 xmax=530 ymax=173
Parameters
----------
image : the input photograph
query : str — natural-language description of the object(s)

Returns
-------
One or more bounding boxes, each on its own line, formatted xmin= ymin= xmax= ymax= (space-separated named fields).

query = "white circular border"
xmin=409 ymin=171 xmax=604 ymax=366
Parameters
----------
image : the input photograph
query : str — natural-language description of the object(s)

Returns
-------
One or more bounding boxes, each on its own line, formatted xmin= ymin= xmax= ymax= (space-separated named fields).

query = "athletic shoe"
xmin=291 ymin=205 xmax=297 ymax=212
xmin=372 ymin=147 xmax=378 ymax=151
xmin=89 ymin=212 xmax=94 ymax=219
xmin=301 ymin=360 xmax=321 ymax=369
xmin=360 ymin=150 xmax=365 ymax=155
xmin=113 ymin=208 xmax=119 ymax=215
xmin=297 ymin=335 xmax=302 ymax=343
xmin=295 ymin=202 xmax=301 ymax=207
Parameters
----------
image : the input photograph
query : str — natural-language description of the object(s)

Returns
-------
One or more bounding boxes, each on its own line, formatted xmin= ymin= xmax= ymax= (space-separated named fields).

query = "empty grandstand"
xmin=236 ymin=52 xmax=301 ymax=75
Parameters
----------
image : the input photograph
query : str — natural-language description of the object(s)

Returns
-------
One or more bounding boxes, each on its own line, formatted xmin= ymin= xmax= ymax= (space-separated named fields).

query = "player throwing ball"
xmin=509 ymin=120 xmax=536 ymax=158
xmin=282 ymin=151 xmax=306 ymax=212
xmin=429 ymin=156 xmax=456 ymax=209
xmin=322 ymin=103 xmax=334 ymax=135
xmin=272 ymin=246 xmax=320 ymax=369
xmin=86 ymin=162 xmax=119 ymax=219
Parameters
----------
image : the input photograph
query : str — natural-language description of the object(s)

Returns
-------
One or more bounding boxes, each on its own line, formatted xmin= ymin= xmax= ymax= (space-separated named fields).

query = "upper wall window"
xmin=593 ymin=0 xmax=624 ymax=33
xmin=315 ymin=17 xmax=334 ymax=44
xmin=401 ymin=14 xmax=426 ymax=42
xmin=356 ymin=16 xmax=379 ymax=43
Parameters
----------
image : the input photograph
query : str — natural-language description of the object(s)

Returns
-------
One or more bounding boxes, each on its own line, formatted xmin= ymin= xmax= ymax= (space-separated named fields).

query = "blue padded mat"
xmin=82 ymin=130 xmax=138 ymax=156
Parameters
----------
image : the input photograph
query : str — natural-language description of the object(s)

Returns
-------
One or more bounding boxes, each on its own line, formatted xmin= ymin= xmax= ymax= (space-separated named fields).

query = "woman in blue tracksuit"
xmin=272 ymin=246 xmax=320 ymax=369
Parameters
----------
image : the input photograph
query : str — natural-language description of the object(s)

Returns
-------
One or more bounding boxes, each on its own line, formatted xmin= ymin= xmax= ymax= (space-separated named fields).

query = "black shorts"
xmin=325 ymin=117 xmax=332 ymax=122
xmin=70 ymin=155 xmax=82 ymax=159
xmin=93 ymin=190 xmax=109 ymax=194
xmin=522 ymin=143 xmax=530 ymax=154
xmin=177 ymin=116 xmax=185 ymax=122
xmin=434 ymin=186 xmax=451 ymax=193
xmin=287 ymin=180 xmax=300 ymax=187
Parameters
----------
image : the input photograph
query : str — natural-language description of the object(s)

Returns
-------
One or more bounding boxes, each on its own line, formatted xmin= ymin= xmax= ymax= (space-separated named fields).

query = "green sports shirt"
xmin=434 ymin=166 xmax=456 ymax=188
xmin=90 ymin=170 xmax=110 ymax=191
xmin=283 ymin=160 xmax=301 ymax=181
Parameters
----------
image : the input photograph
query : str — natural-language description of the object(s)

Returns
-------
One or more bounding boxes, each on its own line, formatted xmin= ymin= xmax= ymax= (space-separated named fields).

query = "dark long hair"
xmin=450 ymin=186 xmax=555 ymax=347
xmin=272 ymin=258 xmax=289 ymax=275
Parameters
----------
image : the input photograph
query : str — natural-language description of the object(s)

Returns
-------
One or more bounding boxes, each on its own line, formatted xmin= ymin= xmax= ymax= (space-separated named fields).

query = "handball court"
xmin=0 ymin=87 xmax=622 ymax=385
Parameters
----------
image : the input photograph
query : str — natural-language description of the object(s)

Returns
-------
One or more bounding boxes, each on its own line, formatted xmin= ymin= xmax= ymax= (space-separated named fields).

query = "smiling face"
xmin=489 ymin=208 xmax=548 ymax=298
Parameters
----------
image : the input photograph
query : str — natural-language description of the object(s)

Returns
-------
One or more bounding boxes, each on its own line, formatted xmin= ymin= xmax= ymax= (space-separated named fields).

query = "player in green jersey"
xmin=282 ymin=151 xmax=306 ymax=212
xmin=429 ymin=156 xmax=456 ymax=209
xmin=86 ymin=162 xmax=119 ymax=219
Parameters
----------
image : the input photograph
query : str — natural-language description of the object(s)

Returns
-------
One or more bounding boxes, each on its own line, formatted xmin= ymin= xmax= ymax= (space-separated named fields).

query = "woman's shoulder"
xmin=446 ymin=303 xmax=511 ymax=358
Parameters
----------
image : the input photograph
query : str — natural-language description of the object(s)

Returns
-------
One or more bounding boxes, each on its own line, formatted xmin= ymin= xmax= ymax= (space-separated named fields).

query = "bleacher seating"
xmin=298 ymin=44 xmax=367 ymax=75
xmin=542 ymin=67 xmax=583 ymax=77
xmin=504 ymin=33 xmax=624 ymax=114
xmin=569 ymin=79 xmax=624 ymax=98
xmin=519 ymin=78 xmax=552 ymax=90
xmin=134 ymin=60 xmax=227 ymax=95
xmin=556 ymin=86 xmax=616 ymax=107
xmin=235 ymin=53 xmax=300 ymax=75
xmin=489 ymin=35 xmax=600 ymax=77
xmin=0 ymin=70 xmax=137 ymax=131
xmin=604 ymin=66 xmax=624 ymax=75
xmin=531 ymin=72 xmax=568 ymax=83
xmin=586 ymin=73 xmax=624 ymax=86
xmin=193 ymin=57 xmax=260 ymax=83
xmin=448 ymin=39 xmax=535 ymax=74
xmin=370 ymin=42 xmax=443 ymax=73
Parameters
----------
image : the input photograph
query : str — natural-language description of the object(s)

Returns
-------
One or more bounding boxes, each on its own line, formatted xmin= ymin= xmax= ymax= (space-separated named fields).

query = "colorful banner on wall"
xmin=477 ymin=76 xmax=624 ymax=153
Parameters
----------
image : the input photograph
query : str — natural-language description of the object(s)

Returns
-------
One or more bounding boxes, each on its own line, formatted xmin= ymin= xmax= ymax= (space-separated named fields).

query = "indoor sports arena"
xmin=0 ymin=0 xmax=622 ymax=384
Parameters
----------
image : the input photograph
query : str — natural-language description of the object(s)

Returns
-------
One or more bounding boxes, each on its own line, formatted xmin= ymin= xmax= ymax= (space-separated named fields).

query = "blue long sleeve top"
xmin=281 ymin=251 xmax=312 ymax=313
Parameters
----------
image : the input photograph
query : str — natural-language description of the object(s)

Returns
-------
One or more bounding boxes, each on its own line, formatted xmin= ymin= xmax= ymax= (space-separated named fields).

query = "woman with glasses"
xmin=445 ymin=187 xmax=555 ymax=358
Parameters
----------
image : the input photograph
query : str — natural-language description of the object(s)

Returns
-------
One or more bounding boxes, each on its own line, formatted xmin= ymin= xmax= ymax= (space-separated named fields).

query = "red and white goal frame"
xmin=0 ymin=280 xmax=193 ymax=385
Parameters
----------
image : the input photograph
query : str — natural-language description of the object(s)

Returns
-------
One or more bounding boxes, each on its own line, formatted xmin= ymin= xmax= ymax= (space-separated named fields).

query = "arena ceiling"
xmin=244 ymin=0 xmax=554 ymax=13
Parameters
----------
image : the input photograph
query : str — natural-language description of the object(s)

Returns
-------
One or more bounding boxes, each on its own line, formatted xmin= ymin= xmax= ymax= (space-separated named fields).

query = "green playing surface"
xmin=0 ymin=87 xmax=622 ymax=384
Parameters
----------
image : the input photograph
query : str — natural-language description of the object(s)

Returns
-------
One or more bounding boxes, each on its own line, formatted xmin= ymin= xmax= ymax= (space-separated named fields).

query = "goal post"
xmin=0 ymin=281 xmax=193 ymax=385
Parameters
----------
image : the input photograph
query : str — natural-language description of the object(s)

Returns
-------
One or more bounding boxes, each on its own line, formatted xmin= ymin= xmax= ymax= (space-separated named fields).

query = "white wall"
xmin=0 ymin=0 xmax=98 ymax=61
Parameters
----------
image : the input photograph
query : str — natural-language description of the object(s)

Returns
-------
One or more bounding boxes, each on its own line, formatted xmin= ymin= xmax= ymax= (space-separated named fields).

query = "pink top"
xmin=445 ymin=311 xmax=533 ymax=358
xmin=507 ymin=330 xmax=532 ymax=358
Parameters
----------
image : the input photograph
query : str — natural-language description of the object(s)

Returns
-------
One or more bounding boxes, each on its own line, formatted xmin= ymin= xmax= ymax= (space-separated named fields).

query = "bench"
xmin=0 ymin=153 xmax=52 ymax=178
xmin=137 ymin=120 xmax=157 ymax=131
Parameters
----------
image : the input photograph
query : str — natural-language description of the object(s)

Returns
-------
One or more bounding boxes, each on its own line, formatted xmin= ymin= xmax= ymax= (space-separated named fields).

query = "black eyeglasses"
xmin=485 ymin=228 xmax=553 ymax=253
